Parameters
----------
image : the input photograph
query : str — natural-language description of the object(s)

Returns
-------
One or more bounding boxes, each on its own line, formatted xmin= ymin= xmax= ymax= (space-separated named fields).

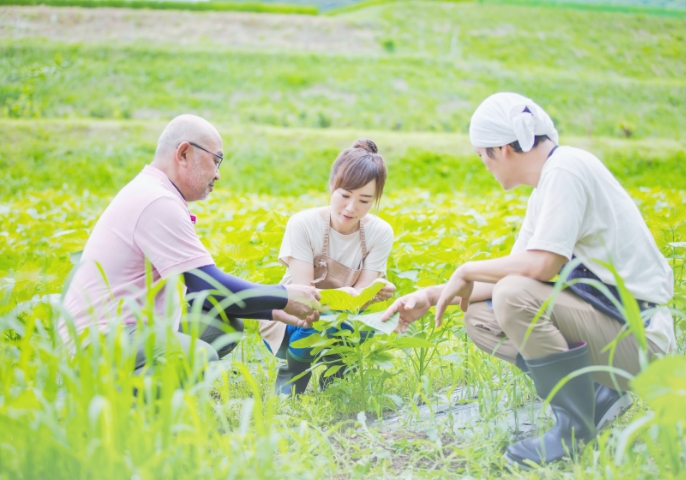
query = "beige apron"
xmin=260 ymin=210 xmax=369 ymax=355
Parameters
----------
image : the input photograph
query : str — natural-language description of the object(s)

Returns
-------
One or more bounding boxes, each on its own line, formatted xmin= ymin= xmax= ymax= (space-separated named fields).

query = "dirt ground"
xmin=0 ymin=5 xmax=380 ymax=52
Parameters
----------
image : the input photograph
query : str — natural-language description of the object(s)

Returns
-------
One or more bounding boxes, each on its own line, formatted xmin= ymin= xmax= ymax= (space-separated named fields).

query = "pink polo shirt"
xmin=59 ymin=165 xmax=214 ymax=345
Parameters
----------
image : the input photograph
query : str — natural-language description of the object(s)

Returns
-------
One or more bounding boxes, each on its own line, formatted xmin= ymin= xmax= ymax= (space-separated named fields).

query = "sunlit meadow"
xmin=1 ymin=0 xmax=686 ymax=478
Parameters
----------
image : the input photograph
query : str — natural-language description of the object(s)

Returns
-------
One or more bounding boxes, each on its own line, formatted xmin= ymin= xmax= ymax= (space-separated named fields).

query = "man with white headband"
xmin=382 ymin=92 xmax=675 ymax=467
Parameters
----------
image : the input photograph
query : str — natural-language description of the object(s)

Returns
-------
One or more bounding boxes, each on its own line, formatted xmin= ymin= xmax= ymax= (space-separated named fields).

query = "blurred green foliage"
xmin=2 ymin=120 xmax=685 ymax=200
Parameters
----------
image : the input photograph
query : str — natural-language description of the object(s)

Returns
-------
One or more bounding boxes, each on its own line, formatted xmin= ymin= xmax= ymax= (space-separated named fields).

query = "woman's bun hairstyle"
xmin=329 ymin=139 xmax=387 ymax=205
xmin=351 ymin=139 xmax=378 ymax=154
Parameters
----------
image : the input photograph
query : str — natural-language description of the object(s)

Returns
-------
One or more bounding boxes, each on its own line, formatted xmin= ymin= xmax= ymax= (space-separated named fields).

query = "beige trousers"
xmin=464 ymin=275 xmax=662 ymax=392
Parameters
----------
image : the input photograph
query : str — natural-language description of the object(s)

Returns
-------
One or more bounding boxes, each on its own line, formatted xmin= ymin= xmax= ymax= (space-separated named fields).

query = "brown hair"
xmin=329 ymin=139 xmax=387 ymax=204
xmin=485 ymin=135 xmax=551 ymax=159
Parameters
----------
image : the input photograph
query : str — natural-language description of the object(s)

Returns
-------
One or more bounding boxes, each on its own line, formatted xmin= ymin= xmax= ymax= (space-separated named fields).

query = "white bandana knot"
xmin=470 ymin=93 xmax=559 ymax=152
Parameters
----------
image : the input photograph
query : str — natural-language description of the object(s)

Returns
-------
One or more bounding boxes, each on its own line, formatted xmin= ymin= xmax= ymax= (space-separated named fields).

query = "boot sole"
xmin=503 ymin=452 xmax=538 ymax=470
xmin=596 ymin=394 xmax=633 ymax=430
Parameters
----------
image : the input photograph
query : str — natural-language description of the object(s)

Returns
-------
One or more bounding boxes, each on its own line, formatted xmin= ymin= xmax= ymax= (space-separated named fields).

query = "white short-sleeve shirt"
xmin=512 ymin=146 xmax=675 ymax=353
xmin=278 ymin=208 xmax=394 ymax=285
xmin=259 ymin=207 xmax=394 ymax=354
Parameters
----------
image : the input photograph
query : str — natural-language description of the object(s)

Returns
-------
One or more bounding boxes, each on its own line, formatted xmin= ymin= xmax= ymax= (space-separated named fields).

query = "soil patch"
xmin=0 ymin=6 xmax=380 ymax=53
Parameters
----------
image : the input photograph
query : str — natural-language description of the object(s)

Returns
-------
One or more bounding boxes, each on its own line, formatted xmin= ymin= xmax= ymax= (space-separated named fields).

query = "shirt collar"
xmin=142 ymin=165 xmax=187 ymax=205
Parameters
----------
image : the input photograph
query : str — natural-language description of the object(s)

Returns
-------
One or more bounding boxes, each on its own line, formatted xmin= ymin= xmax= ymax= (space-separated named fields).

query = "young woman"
xmin=260 ymin=139 xmax=396 ymax=395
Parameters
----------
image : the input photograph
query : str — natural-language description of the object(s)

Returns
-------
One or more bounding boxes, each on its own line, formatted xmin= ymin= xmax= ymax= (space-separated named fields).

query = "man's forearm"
xmin=184 ymin=265 xmax=288 ymax=315
xmin=427 ymin=251 xmax=565 ymax=308
xmin=458 ymin=251 xmax=566 ymax=284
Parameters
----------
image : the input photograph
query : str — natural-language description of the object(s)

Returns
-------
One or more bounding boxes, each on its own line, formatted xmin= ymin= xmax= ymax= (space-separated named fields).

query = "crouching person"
xmin=59 ymin=114 xmax=320 ymax=376
xmin=382 ymin=93 xmax=675 ymax=467
xmin=260 ymin=139 xmax=395 ymax=396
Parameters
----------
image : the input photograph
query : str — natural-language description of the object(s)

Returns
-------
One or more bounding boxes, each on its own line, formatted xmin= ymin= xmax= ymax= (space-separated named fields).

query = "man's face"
xmin=475 ymin=146 xmax=517 ymax=190
xmin=185 ymin=141 xmax=222 ymax=201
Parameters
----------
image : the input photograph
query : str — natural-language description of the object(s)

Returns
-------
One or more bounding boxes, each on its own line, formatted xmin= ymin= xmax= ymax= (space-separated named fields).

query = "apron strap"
xmin=323 ymin=209 xmax=331 ymax=257
xmin=359 ymin=218 xmax=369 ymax=263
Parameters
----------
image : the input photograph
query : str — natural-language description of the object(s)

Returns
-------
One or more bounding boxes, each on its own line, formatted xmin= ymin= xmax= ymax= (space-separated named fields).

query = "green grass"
xmin=1 ymin=0 xmax=686 ymax=478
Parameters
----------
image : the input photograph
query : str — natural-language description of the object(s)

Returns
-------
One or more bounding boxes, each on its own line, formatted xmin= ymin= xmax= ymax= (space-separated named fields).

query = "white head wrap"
xmin=469 ymin=92 xmax=558 ymax=152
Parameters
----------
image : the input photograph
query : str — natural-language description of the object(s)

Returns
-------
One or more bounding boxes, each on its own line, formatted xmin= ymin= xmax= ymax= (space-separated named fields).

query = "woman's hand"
xmin=372 ymin=279 xmax=396 ymax=302
xmin=336 ymin=286 xmax=360 ymax=296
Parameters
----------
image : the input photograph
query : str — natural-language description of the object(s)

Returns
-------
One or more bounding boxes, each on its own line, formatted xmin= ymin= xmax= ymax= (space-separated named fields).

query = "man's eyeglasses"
xmin=189 ymin=141 xmax=223 ymax=169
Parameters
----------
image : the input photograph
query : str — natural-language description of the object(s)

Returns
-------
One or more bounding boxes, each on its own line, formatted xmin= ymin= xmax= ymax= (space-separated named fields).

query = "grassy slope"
xmin=2 ymin=3 xmax=686 ymax=137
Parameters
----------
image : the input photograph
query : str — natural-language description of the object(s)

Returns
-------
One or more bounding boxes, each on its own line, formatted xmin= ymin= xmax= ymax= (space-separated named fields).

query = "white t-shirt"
xmin=260 ymin=207 xmax=394 ymax=354
xmin=278 ymin=208 xmax=395 ymax=285
xmin=512 ymin=146 xmax=675 ymax=353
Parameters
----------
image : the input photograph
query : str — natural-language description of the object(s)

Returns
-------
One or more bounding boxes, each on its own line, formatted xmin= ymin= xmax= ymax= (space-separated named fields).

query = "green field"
xmin=1 ymin=1 xmax=686 ymax=478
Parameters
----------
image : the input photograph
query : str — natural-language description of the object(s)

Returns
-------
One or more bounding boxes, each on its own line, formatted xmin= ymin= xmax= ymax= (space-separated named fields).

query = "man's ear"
xmin=176 ymin=142 xmax=191 ymax=167
xmin=501 ymin=144 xmax=513 ymax=160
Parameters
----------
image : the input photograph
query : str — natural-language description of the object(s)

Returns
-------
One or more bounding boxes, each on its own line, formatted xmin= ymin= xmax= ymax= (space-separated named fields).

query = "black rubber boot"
xmin=514 ymin=353 xmax=630 ymax=430
xmin=318 ymin=354 xmax=349 ymax=391
xmin=506 ymin=343 xmax=596 ymax=467
xmin=594 ymin=383 xmax=632 ymax=430
xmin=275 ymin=353 xmax=312 ymax=396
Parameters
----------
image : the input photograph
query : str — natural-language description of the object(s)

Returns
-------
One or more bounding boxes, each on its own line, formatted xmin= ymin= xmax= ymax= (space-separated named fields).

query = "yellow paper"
xmin=319 ymin=279 xmax=385 ymax=313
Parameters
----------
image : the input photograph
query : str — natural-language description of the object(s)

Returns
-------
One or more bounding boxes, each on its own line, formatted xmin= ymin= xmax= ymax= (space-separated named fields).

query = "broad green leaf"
xmin=319 ymin=280 xmax=385 ymax=313
xmin=323 ymin=365 xmax=344 ymax=378
xmin=348 ymin=311 xmax=399 ymax=335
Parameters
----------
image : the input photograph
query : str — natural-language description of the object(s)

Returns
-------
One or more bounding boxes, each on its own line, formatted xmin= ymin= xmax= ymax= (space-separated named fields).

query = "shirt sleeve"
xmin=134 ymin=196 xmax=214 ymax=279
xmin=361 ymin=221 xmax=394 ymax=273
xmin=278 ymin=213 xmax=315 ymax=266
xmin=183 ymin=265 xmax=287 ymax=317
xmin=524 ymin=168 xmax=588 ymax=260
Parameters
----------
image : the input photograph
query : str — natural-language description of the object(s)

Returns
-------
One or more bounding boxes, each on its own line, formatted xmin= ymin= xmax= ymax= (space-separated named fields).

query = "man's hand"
xmin=434 ymin=268 xmax=473 ymax=327
xmin=273 ymin=309 xmax=320 ymax=328
xmin=283 ymin=284 xmax=322 ymax=319
xmin=372 ymin=279 xmax=396 ymax=303
xmin=380 ymin=288 xmax=433 ymax=333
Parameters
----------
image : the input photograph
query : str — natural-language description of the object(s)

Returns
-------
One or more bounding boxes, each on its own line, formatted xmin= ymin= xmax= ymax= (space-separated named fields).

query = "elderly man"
xmin=60 ymin=114 xmax=320 ymax=372
xmin=382 ymin=93 xmax=675 ymax=467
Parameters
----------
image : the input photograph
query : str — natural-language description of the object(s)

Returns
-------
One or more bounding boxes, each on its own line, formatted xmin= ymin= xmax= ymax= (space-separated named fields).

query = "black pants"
xmin=129 ymin=314 xmax=244 ymax=375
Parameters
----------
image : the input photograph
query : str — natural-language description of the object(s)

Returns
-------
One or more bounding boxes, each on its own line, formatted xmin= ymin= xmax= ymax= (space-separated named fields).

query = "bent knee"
xmin=463 ymin=301 xmax=493 ymax=330
xmin=492 ymin=275 xmax=544 ymax=329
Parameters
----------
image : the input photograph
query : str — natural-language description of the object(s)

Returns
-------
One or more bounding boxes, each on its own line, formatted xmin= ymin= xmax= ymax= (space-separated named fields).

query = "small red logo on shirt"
xmin=190 ymin=214 xmax=197 ymax=225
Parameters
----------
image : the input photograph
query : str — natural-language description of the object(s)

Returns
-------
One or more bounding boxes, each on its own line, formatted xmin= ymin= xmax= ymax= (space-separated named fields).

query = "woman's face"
xmin=329 ymin=179 xmax=377 ymax=232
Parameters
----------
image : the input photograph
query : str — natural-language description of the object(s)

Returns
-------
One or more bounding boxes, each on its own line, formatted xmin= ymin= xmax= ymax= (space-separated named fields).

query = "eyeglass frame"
xmin=188 ymin=141 xmax=223 ymax=169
